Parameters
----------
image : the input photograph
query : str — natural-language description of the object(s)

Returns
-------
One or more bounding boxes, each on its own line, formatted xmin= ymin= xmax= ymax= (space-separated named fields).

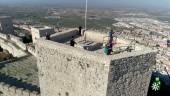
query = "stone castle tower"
xmin=36 ymin=38 xmax=156 ymax=96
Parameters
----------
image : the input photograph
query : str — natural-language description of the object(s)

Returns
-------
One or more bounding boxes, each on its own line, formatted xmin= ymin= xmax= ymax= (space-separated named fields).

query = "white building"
xmin=0 ymin=16 xmax=14 ymax=34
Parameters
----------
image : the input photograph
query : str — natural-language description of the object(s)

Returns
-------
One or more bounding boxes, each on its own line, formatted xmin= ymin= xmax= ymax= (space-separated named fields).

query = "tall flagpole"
xmin=85 ymin=0 xmax=88 ymax=31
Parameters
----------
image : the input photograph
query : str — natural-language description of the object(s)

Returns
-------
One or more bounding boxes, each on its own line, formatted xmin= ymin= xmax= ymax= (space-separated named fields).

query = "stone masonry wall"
xmin=27 ymin=46 xmax=36 ymax=56
xmin=31 ymin=27 xmax=55 ymax=43
xmin=0 ymin=32 xmax=27 ymax=51
xmin=50 ymin=28 xmax=79 ymax=42
xmin=0 ymin=33 xmax=7 ymax=39
xmin=84 ymin=31 xmax=107 ymax=43
xmin=107 ymin=52 xmax=156 ymax=96
xmin=36 ymin=39 xmax=110 ymax=96
xmin=36 ymin=39 xmax=156 ymax=96
xmin=0 ymin=38 xmax=27 ymax=57
xmin=9 ymin=35 xmax=27 ymax=50
xmin=31 ymin=27 xmax=40 ymax=43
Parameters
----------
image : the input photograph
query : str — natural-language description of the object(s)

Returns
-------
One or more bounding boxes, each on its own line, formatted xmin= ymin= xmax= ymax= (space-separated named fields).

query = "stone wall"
xmin=27 ymin=46 xmax=36 ymax=56
xmin=50 ymin=28 xmax=79 ymax=42
xmin=0 ymin=33 xmax=27 ymax=50
xmin=106 ymin=51 xmax=156 ymax=96
xmin=31 ymin=27 xmax=40 ymax=43
xmin=14 ymin=24 xmax=31 ymax=32
xmin=84 ymin=31 xmax=107 ymax=43
xmin=10 ymin=35 xmax=27 ymax=50
xmin=36 ymin=39 xmax=110 ymax=96
xmin=36 ymin=39 xmax=156 ymax=96
xmin=31 ymin=26 xmax=55 ymax=43
xmin=0 ymin=38 xmax=27 ymax=57
xmin=0 ymin=82 xmax=40 ymax=96
xmin=0 ymin=33 xmax=7 ymax=40
xmin=0 ymin=33 xmax=27 ymax=57
xmin=84 ymin=31 xmax=130 ymax=45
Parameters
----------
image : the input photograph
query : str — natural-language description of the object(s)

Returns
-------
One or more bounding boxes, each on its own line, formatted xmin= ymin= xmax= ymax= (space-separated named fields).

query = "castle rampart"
xmin=9 ymin=35 xmax=27 ymax=50
xmin=0 ymin=33 xmax=27 ymax=57
xmin=27 ymin=45 xmax=36 ymax=56
xmin=0 ymin=74 xmax=40 ymax=96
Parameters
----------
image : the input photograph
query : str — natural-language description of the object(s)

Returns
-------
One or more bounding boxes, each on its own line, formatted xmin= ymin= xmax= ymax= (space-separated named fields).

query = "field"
xmin=0 ymin=7 xmax=118 ymax=30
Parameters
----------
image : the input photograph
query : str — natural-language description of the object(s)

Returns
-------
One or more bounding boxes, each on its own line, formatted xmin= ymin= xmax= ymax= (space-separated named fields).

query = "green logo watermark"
xmin=151 ymin=77 xmax=161 ymax=91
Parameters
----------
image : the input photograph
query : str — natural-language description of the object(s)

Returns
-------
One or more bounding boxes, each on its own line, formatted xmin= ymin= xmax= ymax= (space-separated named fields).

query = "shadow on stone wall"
xmin=0 ymin=59 xmax=15 ymax=69
xmin=0 ymin=73 xmax=40 ymax=93
xmin=0 ymin=55 xmax=30 ymax=69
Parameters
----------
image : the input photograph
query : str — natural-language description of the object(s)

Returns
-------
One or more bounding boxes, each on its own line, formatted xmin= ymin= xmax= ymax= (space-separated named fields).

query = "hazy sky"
xmin=1 ymin=0 xmax=170 ymax=9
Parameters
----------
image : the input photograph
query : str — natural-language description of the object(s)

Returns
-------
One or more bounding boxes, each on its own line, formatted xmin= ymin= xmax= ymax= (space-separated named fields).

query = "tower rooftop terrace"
xmin=50 ymin=28 xmax=151 ymax=55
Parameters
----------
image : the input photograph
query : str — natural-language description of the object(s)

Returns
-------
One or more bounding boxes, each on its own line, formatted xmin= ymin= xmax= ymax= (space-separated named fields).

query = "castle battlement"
xmin=27 ymin=45 xmax=36 ymax=56
xmin=9 ymin=34 xmax=27 ymax=50
xmin=0 ymin=82 xmax=40 ymax=96
xmin=0 ymin=33 xmax=28 ymax=57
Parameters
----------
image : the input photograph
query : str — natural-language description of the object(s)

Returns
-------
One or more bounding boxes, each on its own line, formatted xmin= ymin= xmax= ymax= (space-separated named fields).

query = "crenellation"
xmin=15 ymin=88 xmax=24 ymax=95
xmin=27 ymin=45 xmax=36 ymax=56
xmin=0 ymin=81 xmax=40 ymax=96
xmin=22 ymin=90 xmax=30 ymax=96
xmin=3 ymin=83 xmax=10 ymax=91
xmin=9 ymin=86 xmax=17 ymax=93
xmin=30 ymin=91 xmax=40 ymax=96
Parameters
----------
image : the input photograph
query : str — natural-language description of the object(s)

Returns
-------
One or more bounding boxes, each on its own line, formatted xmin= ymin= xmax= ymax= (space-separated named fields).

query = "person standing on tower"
xmin=70 ymin=36 xmax=76 ymax=47
xmin=108 ymin=30 xmax=113 ymax=53
xmin=46 ymin=32 xmax=50 ymax=40
xmin=79 ymin=26 xmax=82 ymax=36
